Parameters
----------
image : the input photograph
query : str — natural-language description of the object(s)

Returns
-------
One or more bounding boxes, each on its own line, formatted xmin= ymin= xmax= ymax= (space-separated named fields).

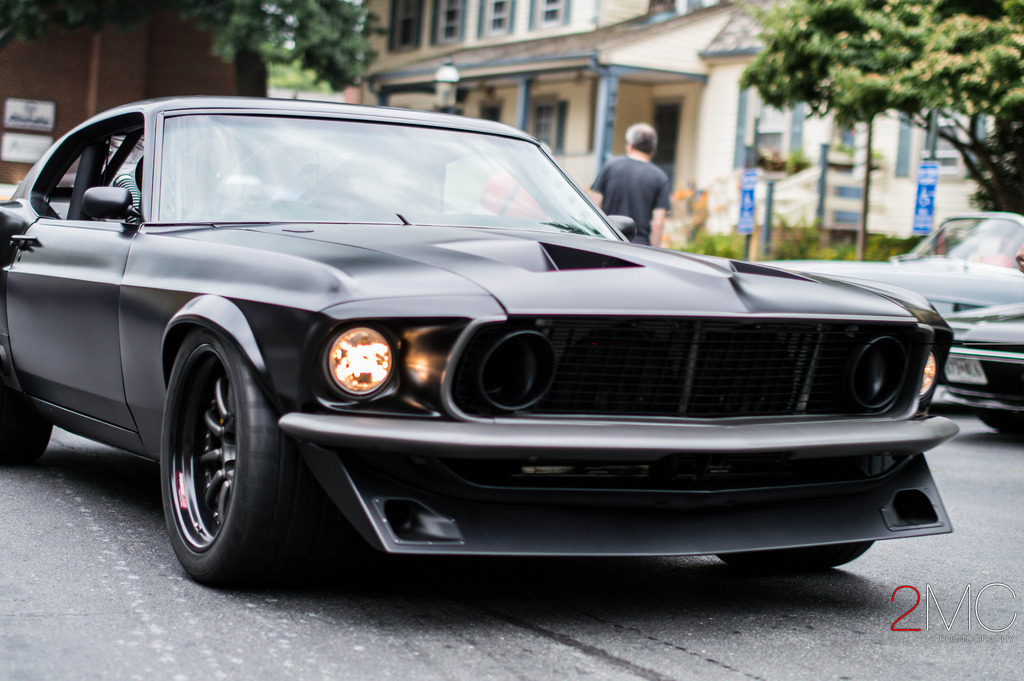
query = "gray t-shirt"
xmin=590 ymin=157 xmax=671 ymax=244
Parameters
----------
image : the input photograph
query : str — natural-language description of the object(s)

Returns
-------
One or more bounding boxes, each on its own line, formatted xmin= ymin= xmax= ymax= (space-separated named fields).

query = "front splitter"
xmin=300 ymin=447 xmax=951 ymax=557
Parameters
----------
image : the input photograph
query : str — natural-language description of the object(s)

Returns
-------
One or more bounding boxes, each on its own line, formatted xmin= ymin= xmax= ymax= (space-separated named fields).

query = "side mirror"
xmin=607 ymin=215 xmax=637 ymax=242
xmin=82 ymin=186 xmax=141 ymax=222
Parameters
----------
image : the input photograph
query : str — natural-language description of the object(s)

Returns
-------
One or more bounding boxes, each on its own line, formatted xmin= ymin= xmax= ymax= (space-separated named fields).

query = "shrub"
xmin=784 ymin=149 xmax=811 ymax=175
xmin=864 ymin=234 xmax=920 ymax=261
xmin=675 ymin=218 xmax=922 ymax=262
xmin=684 ymin=231 xmax=747 ymax=260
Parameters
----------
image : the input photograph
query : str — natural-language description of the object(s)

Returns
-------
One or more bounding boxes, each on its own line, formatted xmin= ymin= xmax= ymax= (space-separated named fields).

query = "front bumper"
xmin=943 ymin=346 xmax=1024 ymax=412
xmin=943 ymin=388 xmax=1024 ymax=413
xmin=279 ymin=413 xmax=958 ymax=460
xmin=280 ymin=413 xmax=957 ymax=557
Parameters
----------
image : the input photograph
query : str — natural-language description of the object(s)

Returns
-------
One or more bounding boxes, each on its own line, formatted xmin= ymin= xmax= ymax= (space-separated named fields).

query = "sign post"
xmin=737 ymin=169 xmax=758 ymax=236
xmin=737 ymin=169 xmax=758 ymax=259
xmin=912 ymin=162 xmax=940 ymax=235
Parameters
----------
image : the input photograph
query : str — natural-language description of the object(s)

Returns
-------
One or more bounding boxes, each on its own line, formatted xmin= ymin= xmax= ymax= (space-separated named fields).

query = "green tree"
xmin=741 ymin=0 xmax=926 ymax=127
xmin=740 ymin=0 xmax=1024 ymax=252
xmin=180 ymin=0 xmax=377 ymax=97
xmin=740 ymin=0 xmax=926 ymax=259
xmin=0 ymin=0 xmax=161 ymax=39
xmin=893 ymin=0 xmax=1024 ymax=213
xmin=0 ymin=0 xmax=377 ymax=97
xmin=269 ymin=61 xmax=336 ymax=94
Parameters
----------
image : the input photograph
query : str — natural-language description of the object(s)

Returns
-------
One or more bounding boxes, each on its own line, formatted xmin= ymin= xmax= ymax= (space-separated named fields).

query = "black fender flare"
xmin=162 ymin=295 xmax=279 ymax=411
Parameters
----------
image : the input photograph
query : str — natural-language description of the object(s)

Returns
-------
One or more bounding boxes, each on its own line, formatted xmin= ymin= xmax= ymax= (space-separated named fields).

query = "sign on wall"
xmin=3 ymin=98 xmax=56 ymax=132
xmin=1 ymin=133 xmax=53 ymax=164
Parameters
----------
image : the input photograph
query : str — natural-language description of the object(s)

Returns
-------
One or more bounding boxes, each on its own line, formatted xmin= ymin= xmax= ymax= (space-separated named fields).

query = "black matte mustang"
xmin=0 ymin=98 xmax=957 ymax=584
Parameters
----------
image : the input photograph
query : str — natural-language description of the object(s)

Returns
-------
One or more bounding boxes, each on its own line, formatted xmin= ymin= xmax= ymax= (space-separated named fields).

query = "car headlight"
xmin=920 ymin=351 xmax=937 ymax=397
xmin=326 ymin=327 xmax=393 ymax=396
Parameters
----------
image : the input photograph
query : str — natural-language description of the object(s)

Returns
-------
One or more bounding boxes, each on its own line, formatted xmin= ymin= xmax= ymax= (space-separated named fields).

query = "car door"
xmin=5 ymin=120 xmax=144 ymax=430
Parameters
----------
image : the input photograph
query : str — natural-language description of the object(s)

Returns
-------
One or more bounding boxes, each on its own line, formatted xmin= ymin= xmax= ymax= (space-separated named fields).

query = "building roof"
xmin=700 ymin=0 xmax=767 ymax=58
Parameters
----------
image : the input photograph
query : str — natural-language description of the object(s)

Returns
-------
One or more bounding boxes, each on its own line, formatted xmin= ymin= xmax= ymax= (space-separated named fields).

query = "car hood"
xmin=181 ymin=224 xmax=922 ymax=319
xmin=777 ymin=257 xmax=1020 ymax=276
xmin=946 ymin=302 xmax=1024 ymax=346
xmin=774 ymin=257 xmax=1024 ymax=313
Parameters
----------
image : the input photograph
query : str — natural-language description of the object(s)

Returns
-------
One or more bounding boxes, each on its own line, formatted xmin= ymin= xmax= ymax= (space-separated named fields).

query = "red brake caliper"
xmin=177 ymin=471 xmax=189 ymax=510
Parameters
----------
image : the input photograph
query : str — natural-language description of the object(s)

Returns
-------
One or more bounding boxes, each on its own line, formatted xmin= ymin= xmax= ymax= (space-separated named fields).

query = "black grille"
xmin=453 ymin=317 xmax=916 ymax=418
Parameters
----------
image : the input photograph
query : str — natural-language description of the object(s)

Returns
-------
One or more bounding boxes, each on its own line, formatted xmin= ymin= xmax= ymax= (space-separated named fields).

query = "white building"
xmin=364 ymin=0 xmax=978 ymax=237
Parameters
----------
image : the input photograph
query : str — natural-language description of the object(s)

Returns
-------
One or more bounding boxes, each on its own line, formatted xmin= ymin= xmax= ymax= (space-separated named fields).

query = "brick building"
xmin=1 ymin=11 xmax=236 ymax=187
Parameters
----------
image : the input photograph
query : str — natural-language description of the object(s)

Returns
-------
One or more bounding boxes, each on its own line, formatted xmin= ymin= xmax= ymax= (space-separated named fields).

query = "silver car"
xmin=777 ymin=213 xmax=1024 ymax=315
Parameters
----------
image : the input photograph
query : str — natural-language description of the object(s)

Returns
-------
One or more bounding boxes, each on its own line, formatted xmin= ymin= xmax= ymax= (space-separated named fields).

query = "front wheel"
xmin=975 ymin=408 xmax=1024 ymax=434
xmin=161 ymin=329 xmax=356 ymax=586
xmin=716 ymin=541 xmax=874 ymax=573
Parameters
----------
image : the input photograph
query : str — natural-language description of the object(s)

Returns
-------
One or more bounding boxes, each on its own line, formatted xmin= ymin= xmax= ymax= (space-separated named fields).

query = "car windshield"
xmin=905 ymin=216 xmax=1024 ymax=268
xmin=158 ymin=113 xmax=615 ymax=238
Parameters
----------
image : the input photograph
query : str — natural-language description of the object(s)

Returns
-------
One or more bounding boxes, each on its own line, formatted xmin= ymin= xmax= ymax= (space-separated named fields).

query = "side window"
xmin=45 ymin=129 xmax=143 ymax=220
xmin=530 ymin=100 xmax=566 ymax=154
xmin=929 ymin=115 xmax=966 ymax=176
xmin=535 ymin=0 xmax=564 ymax=28
xmin=389 ymin=0 xmax=422 ymax=50
xmin=50 ymin=159 xmax=80 ymax=219
xmin=483 ymin=0 xmax=513 ymax=37
xmin=107 ymin=135 xmax=145 ymax=214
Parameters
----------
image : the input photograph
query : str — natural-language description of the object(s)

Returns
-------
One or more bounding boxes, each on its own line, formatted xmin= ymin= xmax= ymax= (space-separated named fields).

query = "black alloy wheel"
xmin=168 ymin=353 xmax=236 ymax=550
xmin=161 ymin=328 xmax=358 ymax=586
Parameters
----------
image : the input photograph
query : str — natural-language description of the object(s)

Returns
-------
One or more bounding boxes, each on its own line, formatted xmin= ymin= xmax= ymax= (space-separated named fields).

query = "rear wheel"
xmin=0 ymin=383 xmax=52 ymax=463
xmin=717 ymin=541 xmax=874 ymax=573
xmin=161 ymin=329 xmax=356 ymax=586
xmin=975 ymin=408 xmax=1024 ymax=434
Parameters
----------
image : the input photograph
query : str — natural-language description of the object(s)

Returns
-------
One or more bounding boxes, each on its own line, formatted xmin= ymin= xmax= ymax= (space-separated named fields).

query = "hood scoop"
xmin=543 ymin=242 xmax=641 ymax=271
xmin=730 ymin=260 xmax=814 ymax=281
xmin=438 ymin=239 xmax=641 ymax=273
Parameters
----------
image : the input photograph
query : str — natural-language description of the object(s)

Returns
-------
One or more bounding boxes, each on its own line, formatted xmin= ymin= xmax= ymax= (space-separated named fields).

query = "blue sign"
xmin=912 ymin=162 xmax=940 ymax=235
xmin=737 ymin=169 xmax=758 ymax=235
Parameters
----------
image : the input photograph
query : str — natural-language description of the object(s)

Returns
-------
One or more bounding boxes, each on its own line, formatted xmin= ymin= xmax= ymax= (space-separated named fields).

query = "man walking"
xmin=590 ymin=123 xmax=672 ymax=247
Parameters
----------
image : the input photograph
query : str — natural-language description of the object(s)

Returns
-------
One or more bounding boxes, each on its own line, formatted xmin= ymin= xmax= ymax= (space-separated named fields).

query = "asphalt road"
xmin=1 ymin=410 xmax=1021 ymax=681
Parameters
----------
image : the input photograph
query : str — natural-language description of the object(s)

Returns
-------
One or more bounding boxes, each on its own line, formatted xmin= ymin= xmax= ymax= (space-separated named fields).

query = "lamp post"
xmin=434 ymin=60 xmax=460 ymax=114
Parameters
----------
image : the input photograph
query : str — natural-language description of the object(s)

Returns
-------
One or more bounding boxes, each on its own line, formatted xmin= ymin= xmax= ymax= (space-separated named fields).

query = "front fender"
xmin=162 ymin=295 xmax=277 ymax=410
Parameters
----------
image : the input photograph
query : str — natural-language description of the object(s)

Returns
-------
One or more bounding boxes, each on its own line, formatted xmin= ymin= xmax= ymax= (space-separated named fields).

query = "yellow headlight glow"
xmin=327 ymin=327 xmax=392 ymax=395
xmin=920 ymin=351 xmax=937 ymax=396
